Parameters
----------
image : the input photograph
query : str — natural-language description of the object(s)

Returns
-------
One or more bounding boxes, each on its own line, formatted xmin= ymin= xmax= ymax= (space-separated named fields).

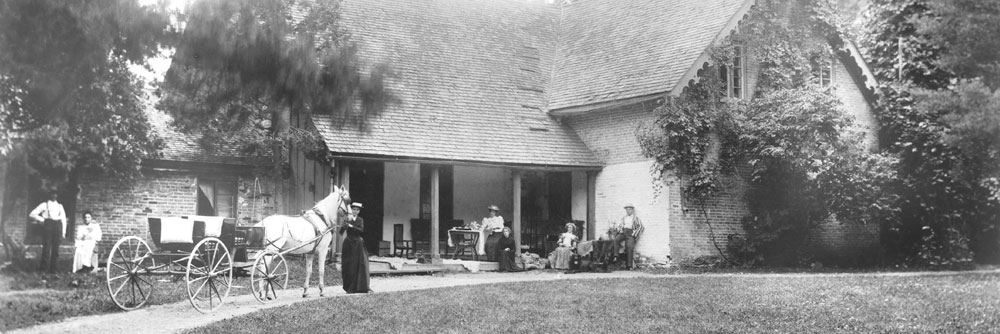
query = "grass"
xmin=186 ymin=272 xmax=1000 ymax=334
xmin=0 ymin=255 xmax=342 ymax=332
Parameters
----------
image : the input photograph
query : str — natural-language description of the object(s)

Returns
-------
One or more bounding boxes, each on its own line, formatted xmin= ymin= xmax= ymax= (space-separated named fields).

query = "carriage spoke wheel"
xmin=186 ymin=237 xmax=233 ymax=313
xmin=106 ymin=236 xmax=155 ymax=311
xmin=251 ymin=250 xmax=289 ymax=303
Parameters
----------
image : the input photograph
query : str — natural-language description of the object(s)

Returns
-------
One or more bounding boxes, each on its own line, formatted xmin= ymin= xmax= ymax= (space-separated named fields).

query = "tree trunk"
xmin=272 ymin=107 xmax=292 ymax=215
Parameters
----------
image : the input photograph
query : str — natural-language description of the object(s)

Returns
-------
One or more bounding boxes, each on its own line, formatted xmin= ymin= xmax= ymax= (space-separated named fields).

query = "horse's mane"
xmin=313 ymin=189 xmax=344 ymax=225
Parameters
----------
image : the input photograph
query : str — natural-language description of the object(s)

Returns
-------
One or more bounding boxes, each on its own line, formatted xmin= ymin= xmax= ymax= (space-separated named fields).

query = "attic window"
xmin=719 ymin=46 xmax=745 ymax=99
xmin=811 ymin=55 xmax=834 ymax=87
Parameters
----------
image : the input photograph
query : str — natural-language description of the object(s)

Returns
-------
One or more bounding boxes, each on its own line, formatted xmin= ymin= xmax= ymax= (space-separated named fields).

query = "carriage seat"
xmin=157 ymin=216 xmax=227 ymax=244
xmin=160 ymin=217 xmax=195 ymax=244
xmin=183 ymin=215 xmax=226 ymax=238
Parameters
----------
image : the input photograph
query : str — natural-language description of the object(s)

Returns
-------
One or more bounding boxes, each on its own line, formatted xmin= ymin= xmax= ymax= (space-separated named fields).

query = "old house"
xmin=294 ymin=0 xmax=882 ymax=264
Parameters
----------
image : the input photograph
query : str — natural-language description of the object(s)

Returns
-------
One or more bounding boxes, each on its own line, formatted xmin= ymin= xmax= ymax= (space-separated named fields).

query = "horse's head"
xmin=315 ymin=185 xmax=351 ymax=226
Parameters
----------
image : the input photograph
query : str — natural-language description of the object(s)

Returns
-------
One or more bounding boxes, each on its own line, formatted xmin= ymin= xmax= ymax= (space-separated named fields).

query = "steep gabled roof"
xmin=547 ymin=0 xmax=749 ymax=111
xmin=314 ymin=0 xmax=602 ymax=168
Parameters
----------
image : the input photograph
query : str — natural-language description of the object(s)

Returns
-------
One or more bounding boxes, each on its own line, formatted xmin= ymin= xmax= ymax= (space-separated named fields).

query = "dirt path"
xmin=10 ymin=268 xmax=1000 ymax=334
xmin=7 ymin=270 xmax=654 ymax=334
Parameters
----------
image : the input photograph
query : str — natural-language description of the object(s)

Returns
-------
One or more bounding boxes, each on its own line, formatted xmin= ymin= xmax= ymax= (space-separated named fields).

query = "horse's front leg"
xmin=303 ymin=253 xmax=313 ymax=298
xmin=317 ymin=245 xmax=327 ymax=297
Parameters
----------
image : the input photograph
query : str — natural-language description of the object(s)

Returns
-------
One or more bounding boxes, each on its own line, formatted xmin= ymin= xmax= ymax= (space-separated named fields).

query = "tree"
xmin=0 ymin=0 xmax=170 ymax=187
xmin=158 ymin=0 xmax=394 ymax=212
xmin=863 ymin=0 xmax=1000 ymax=266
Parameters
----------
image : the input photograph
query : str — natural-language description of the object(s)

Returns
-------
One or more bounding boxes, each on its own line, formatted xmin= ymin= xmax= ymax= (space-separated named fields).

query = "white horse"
xmin=256 ymin=185 xmax=350 ymax=297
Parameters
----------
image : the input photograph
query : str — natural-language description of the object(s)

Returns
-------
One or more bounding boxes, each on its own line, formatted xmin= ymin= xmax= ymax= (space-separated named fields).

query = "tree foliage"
xmin=0 ymin=0 xmax=170 ymax=186
xmin=639 ymin=0 xmax=897 ymax=266
xmin=863 ymin=0 xmax=1000 ymax=266
xmin=158 ymin=0 xmax=395 ymax=170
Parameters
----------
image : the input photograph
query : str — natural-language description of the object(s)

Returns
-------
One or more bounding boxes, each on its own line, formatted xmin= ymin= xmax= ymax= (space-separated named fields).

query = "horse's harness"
xmin=302 ymin=207 xmax=337 ymax=253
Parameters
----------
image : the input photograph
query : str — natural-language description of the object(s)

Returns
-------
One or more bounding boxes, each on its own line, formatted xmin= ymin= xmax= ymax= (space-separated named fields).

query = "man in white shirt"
xmin=612 ymin=204 xmax=644 ymax=270
xmin=29 ymin=191 xmax=66 ymax=273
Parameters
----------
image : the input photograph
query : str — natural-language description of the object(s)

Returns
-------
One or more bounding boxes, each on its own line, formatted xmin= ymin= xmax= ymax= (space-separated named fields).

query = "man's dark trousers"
xmin=39 ymin=219 xmax=61 ymax=273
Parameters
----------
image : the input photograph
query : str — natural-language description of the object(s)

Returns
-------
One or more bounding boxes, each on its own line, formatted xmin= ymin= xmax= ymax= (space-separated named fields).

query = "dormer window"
xmin=719 ymin=46 xmax=745 ymax=99
xmin=810 ymin=55 xmax=833 ymax=87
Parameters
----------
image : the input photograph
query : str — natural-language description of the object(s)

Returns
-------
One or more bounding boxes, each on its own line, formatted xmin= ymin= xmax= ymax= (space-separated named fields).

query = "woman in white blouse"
xmin=481 ymin=205 xmax=505 ymax=260
xmin=73 ymin=211 xmax=102 ymax=273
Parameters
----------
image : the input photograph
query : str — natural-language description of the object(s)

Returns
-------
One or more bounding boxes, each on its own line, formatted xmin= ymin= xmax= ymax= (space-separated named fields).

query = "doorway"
xmin=349 ymin=161 xmax=384 ymax=255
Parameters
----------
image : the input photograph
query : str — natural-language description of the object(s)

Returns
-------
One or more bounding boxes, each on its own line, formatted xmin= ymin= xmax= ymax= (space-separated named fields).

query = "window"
xmin=720 ymin=46 xmax=745 ymax=99
xmin=811 ymin=55 xmax=833 ymax=87
xmin=197 ymin=178 xmax=237 ymax=217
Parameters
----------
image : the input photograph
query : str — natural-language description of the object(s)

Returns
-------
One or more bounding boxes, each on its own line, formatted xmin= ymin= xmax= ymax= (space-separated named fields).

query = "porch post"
xmin=587 ymin=171 xmax=596 ymax=241
xmin=339 ymin=162 xmax=351 ymax=192
xmin=512 ymin=170 xmax=522 ymax=256
xmin=329 ymin=159 xmax=339 ymax=263
xmin=336 ymin=161 xmax=350 ymax=261
xmin=431 ymin=166 xmax=441 ymax=261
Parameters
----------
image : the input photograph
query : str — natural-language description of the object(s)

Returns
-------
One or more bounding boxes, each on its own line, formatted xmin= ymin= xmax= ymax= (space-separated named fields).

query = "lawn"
xmin=186 ymin=272 xmax=1000 ymax=334
xmin=0 ymin=255 xmax=342 ymax=331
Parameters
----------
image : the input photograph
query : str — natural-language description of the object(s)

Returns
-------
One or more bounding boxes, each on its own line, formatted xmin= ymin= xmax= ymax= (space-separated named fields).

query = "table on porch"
xmin=447 ymin=228 xmax=483 ymax=260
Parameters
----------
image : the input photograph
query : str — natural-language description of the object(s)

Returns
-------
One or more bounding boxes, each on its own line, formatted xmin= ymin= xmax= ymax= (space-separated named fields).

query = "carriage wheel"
xmin=251 ymin=250 xmax=289 ymax=303
xmin=185 ymin=237 xmax=233 ymax=313
xmin=106 ymin=236 xmax=155 ymax=311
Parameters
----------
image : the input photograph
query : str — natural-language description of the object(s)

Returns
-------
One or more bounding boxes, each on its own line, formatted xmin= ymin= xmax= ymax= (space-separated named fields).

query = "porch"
xmin=326 ymin=160 xmax=600 ymax=264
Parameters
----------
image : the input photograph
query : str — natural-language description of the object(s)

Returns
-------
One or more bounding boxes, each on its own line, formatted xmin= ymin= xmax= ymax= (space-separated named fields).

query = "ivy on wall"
xmin=638 ymin=0 xmax=898 ymax=266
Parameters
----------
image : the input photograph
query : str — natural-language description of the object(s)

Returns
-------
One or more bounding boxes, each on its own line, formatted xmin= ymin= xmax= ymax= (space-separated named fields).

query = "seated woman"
xmin=73 ymin=211 xmax=102 ymax=273
xmin=495 ymin=227 xmax=520 ymax=272
xmin=481 ymin=204 xmax=505 ymax=261
xmin=547 ymin=223 xmax=578 ymax=270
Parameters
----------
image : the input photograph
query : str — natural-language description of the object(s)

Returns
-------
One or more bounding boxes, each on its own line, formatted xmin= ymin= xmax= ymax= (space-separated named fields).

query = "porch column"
xmin=430 ymin=166 xmax=441 ymax=261
xmin=335 ymin=161 xmax=350 ymax=261
xmin=339 ymin=162 xmax=350 ymax=192
xmin=587 ymin=171 xmax=596 ymax=241
xmin=512 ymin=170 xmax=522 ymax=256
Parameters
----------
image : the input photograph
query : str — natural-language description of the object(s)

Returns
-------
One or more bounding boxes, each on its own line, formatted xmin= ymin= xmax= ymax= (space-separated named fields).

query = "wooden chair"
xmin=393 ymin=224 xmax=414 ymax=258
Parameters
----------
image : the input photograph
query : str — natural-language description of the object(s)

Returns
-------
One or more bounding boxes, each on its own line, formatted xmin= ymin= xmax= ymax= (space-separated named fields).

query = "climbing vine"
xmin=639 ymin=0 xmax=898 ymax=266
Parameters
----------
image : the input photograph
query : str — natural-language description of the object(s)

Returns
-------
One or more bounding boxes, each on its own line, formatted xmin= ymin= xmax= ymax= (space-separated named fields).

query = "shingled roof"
xmin=312 ymin=0 xmax=749 ymax=167
xmin=314 ymin=0 xmax=601 ymax=168
xmin=548 ymin=0 xmax=748 ymax=110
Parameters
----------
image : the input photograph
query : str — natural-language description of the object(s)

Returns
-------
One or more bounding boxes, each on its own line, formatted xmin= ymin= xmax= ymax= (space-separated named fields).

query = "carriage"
xmin=105 ymin=215 xmax=290 ymax=313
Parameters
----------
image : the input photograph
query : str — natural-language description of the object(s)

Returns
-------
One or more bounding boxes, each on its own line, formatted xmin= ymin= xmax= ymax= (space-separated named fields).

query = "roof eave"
xmin=669 ymin=0 xmax=755 ymax=97
xmin=325 ymin=152 xmax=603 ymax=171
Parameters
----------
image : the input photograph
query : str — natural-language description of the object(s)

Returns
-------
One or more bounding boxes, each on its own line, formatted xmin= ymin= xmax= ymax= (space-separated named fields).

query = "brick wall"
xmin=77 ymin=170 xmax=198 ymax=251
xmin=833 ymin=59 xmax=880 ymax=151
xmin=667 ymin=173 xmax=749 ymax=262
xmin=77 ymin=169 xmax=279 ymax=252
xmin=565 ymin=100 xmax=659 ymax=165
xmin=567 ymin=102 xmax=673 ymax=262
xmin=806 ymin=217 xmax=881 ymax=265
xmin=592 ymin=160 xmax=672 ymax=262
xmin=802 ymin=59 xmax=881 ymax=263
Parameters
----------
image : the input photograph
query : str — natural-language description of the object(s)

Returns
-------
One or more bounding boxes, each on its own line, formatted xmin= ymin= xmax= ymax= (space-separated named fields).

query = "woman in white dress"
xmin=481 ymin=205 xmax=505 ymax=261
xmin=73 ymin=211 xmax=102 ymax=273
xmin=547 ymin=223 xmax=578 ymax=270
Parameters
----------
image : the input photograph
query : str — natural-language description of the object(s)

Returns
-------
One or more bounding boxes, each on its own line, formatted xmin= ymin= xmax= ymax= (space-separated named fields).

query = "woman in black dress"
xmin=340 ymin=202 xmax=371 ymax=293
xmin=496 ymin=227 xmax=520 ymax=272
